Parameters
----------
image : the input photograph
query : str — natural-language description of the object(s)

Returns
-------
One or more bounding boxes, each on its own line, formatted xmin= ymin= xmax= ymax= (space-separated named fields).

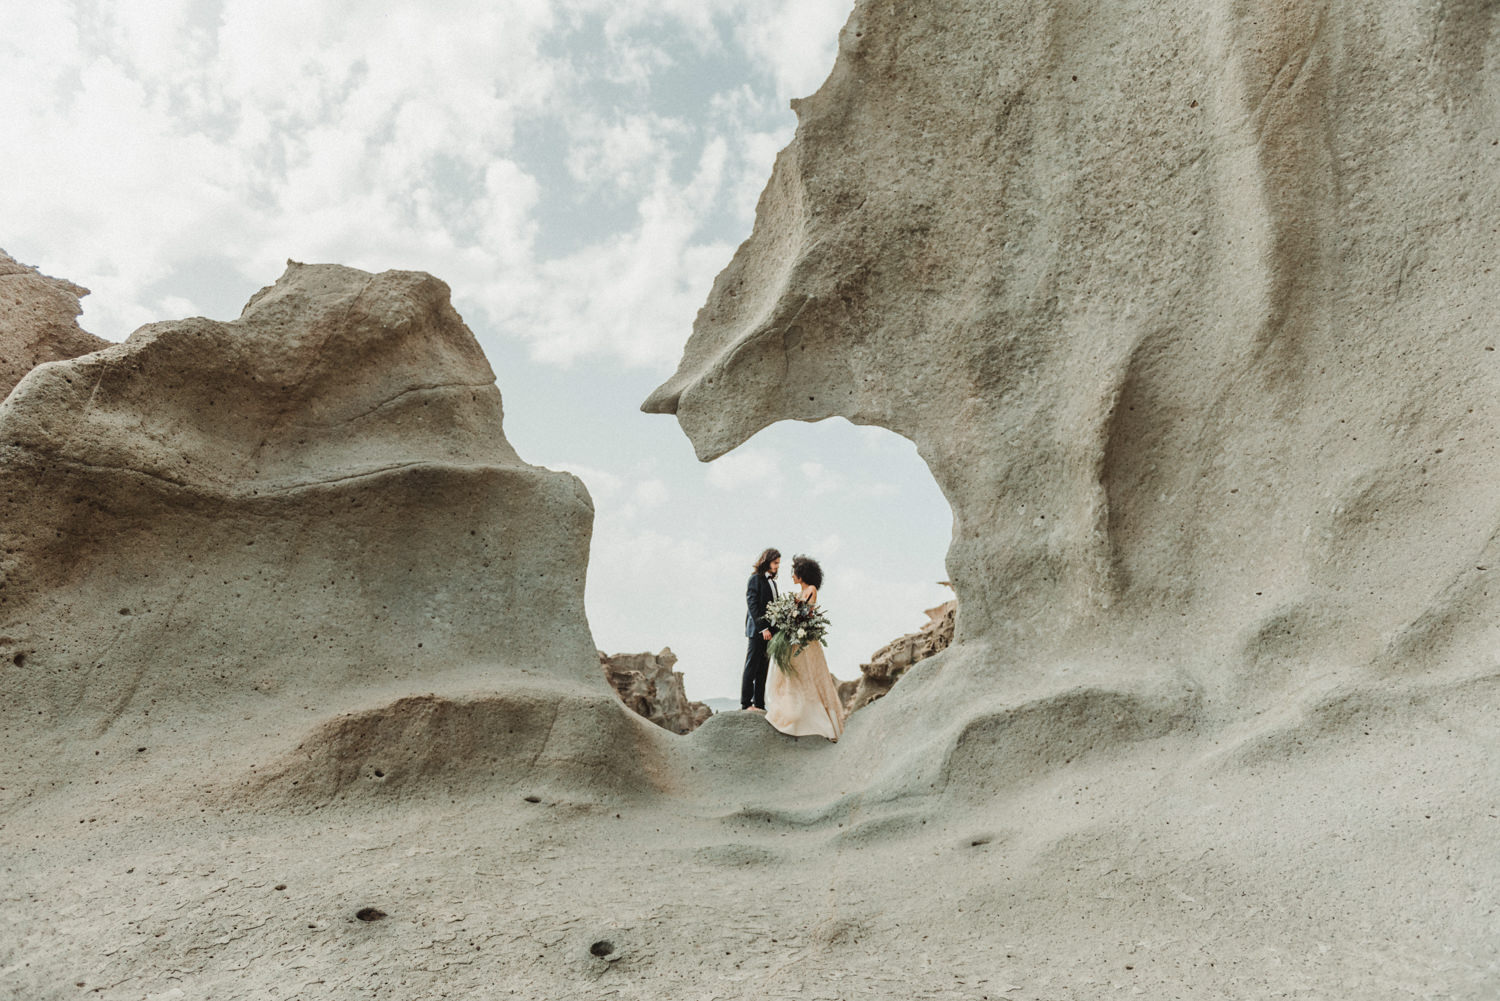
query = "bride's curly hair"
xmin=791 ymin=555 xmax=823 ymax=589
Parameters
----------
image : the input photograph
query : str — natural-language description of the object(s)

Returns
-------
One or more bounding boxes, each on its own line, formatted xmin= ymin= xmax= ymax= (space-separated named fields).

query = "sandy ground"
xmin=6 ymin=678 xmax=1497 ymax=1001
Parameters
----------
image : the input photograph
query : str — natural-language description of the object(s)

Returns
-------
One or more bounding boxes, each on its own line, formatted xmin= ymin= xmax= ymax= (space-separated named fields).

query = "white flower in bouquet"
xmin=764 ymin=592 xmax=831 ymax=676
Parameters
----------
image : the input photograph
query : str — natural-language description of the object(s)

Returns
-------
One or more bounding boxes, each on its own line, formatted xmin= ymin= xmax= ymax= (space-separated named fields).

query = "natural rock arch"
xmin=645 ymin=0 xmax=1500 ymax=745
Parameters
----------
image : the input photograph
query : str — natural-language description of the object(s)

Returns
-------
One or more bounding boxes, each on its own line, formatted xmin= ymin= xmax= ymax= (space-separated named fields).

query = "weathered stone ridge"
xmin=647 ymin=0 xmax=1500 ymax=719
xmin=0 ymin=262 xmax=609 ymax=757
xmin=0 ymin=248 xmax=109 ymax=399
xmin=7 ymin=2 xmax=1500 ymax=993
xmin=601 ymin=647 xmax=713 ymax=734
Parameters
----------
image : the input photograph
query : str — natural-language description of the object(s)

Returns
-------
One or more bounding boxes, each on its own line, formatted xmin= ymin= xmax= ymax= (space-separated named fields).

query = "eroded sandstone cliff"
xmin=1 ymin=261 xmax=668 ymax=804
xmin=646 ymin=0 xmax=1500 ymax=756
xmin=600 ymin=647 xmax=713 ymax=734
xmin=8 ymin=2 xmax=1500 ymax=993
xmin=0 ymin=249 xmax=108 ymax=399
xmin=840 ymin=598 xmax=956 ymax=714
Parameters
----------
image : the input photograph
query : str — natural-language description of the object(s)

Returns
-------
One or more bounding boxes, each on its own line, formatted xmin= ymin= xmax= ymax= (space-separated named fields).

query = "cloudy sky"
xmin=2 ymin=0 xmax=954 ymax=701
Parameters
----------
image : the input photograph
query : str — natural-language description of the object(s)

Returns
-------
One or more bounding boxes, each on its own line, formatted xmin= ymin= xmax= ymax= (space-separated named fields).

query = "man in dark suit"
xmin=742 ymin=547 xmax=781 ymax=711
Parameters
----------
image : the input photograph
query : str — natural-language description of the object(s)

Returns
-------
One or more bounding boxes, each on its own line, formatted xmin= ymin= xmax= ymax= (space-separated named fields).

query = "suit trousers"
xmin=742 ymin=633 xmax=770 ymax=709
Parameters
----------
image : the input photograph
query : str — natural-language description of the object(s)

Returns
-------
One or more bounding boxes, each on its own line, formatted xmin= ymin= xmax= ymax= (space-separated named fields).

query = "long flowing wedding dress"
xmin=765 ymin=590 xmax=844 ymax=741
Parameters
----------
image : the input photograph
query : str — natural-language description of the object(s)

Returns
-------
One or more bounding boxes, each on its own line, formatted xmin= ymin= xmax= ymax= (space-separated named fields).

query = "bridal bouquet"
xmin=764 ymin=592 xmax=831 ymax=676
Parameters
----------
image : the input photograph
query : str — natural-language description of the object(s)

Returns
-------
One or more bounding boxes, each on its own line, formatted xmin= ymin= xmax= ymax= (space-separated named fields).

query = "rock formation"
xmin=637 ymin=2 xmax=1500 ymax=989
xmin=646 ymin=0 xmax=1500 ymax=736
xmin=10 ymin=0 xmax=1500 ymax=994
xmin=840 ymin=598 xmax=955 ymax=714
xmin=0 ymin=249 xmax=108 ymax=399
xmin=600 ymin=647 xmax=713 ymax=734
xmin=1 ymin=261 xmax=666 ymax=802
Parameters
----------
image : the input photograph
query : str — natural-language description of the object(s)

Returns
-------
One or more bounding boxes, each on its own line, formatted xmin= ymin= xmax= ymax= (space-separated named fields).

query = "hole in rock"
xmin=590 ymin=940 xmax=615 ymax=957
xmin=12 ymin=653 xmax=24 ymax=668
xmin=372 ymin=768 xmax=385 ymax=778
xmin=355 ymin=907 xmax=386 ymax=922
xmin=523 ymin=795 xmax=541 ymax=804
xmin=578 ymin=417 xmax=954 ymax=712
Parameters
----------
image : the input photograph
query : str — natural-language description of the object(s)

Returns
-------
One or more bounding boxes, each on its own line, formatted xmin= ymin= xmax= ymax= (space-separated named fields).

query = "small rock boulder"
xmin=841 ymin=599 xmax=956 ymax=715
xmin=600 ymin=648 xmax=712 ymax=735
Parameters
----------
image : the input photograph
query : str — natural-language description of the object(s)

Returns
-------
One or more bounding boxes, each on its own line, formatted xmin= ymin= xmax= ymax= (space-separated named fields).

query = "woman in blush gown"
xmin=766 ymin=556 xmax=844 ymax=741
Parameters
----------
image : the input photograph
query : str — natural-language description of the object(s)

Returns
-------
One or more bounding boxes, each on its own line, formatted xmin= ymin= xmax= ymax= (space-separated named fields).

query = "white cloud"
xmin=109 ymin=1 xmax=213 ymax=85
xmin=1 ymin=0 xmax=849 ymax=363
xmin=476 ymin=161 xmax=542 ymax=269
xmin=508 ymin=137 xmax=736 ymax=367
xmin=157 ymin=295 xmax=199 ymax=321
xmin=634 ymin=478 xmax=669 ymax=508
xmin=3 ymin=0 xmax=567 ymax=335
xmin=810 ymin=533 xmax=843 ymax=558
xmin=800 ymin=460 xmax=846 ymax=497
xmin=705 ymin=448 xmax=781 ymax=494
xmin=566 ymin=113 xmax=688 ymax=193
xmin=706 ymin=84 xmax=794 ymax=225
xmin=554 ymin=462 xmax=625 ymax=499
xmin=581 ymin=518 xmax=749 ymax=695
xmin=551 ymin=464 xmax=668 ymax=521
xmin=734 ymin=0 xmax=852 ymax=101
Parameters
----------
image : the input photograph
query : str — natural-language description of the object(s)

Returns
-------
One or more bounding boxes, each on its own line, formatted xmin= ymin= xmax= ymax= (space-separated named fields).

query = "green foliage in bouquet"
xmin=764 ymin=592 xmax=831 ymax=676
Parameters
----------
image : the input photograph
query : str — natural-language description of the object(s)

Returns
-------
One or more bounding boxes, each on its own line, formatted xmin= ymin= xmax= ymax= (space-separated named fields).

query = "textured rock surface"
xmin=10 ymin=0 xmax=1500 ymax=995
xmin=640 ymin=0 xmax=1500 ymax=992
xmin=0 ymin=261 xmax=661 ymax=796
xmin=600 ymin=647 xmax=713 ymax=734
xmin=0 ymin=249 xmax=108 ymax=399
xmin=647 ymin=0 xmax=1500 ymax=725
xmin=840 ymin=598 xmax=955 ymax=714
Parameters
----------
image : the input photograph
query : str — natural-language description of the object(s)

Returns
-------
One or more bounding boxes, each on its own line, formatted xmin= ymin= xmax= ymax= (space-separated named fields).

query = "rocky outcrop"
xmin=840 ymin=599 xmax=955 ymax=715
xmin=9 ymin=3 xmax=1500 ymax=994
xmin=645 ymin=0 xmax=1500 ymax=735
xmin=601 ymin=648 xmax=713 ymax=734
xmin=0 ymin=249 xmax=108 ymax=399
xmin=1 ymin=261 xmax=659 ymax=799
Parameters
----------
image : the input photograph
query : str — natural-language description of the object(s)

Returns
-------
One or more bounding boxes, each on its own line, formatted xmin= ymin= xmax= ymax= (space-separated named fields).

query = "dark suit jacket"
xmin=745 ymin=573 xmax=777 ymax=638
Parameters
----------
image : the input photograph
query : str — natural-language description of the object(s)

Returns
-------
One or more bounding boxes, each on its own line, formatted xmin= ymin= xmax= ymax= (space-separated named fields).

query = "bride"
xmin=766 ymin=556 xmax=845 ymax=741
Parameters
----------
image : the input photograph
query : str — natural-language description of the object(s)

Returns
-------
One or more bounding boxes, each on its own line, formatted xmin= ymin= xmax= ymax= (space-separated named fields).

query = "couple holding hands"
xmin=741 ymin=547 xmax=845 ymax=742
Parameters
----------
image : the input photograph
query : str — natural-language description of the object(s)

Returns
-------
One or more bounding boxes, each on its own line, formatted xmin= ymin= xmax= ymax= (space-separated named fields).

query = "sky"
xmin=1 ymin=0 xmax=955 ymax=701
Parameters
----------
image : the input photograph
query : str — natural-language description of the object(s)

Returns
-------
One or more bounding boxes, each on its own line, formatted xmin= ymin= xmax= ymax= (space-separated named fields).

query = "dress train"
xmin=765 ymin=640 xmax=844 ymax=741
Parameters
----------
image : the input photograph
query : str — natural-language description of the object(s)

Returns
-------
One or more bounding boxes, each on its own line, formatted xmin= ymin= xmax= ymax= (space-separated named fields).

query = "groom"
xmin=742 ymin=547 xmax=780 ymax=712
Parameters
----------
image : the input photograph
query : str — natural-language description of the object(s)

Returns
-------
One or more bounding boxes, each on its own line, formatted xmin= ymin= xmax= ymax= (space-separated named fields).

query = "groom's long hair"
xmin=752 ymin=547 xmax=780 ymax=576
